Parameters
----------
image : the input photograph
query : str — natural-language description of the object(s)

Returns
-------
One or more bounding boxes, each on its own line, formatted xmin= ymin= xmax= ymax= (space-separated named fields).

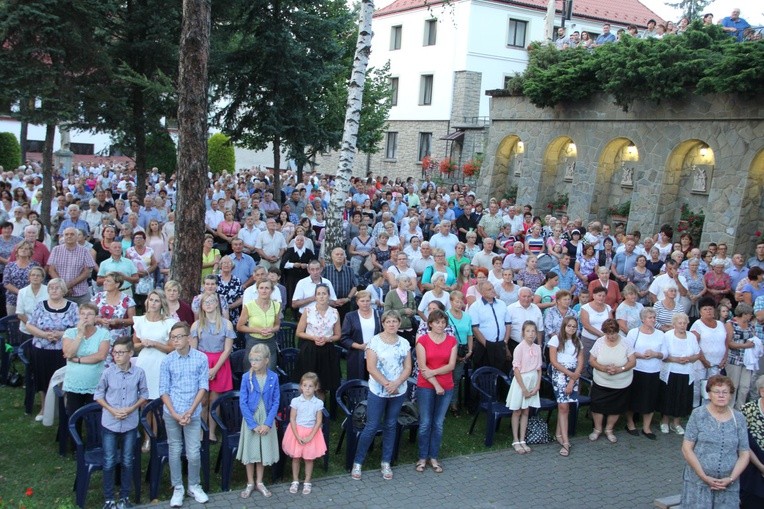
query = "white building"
xmin=316 ymin=0 xmax=661 ymax=181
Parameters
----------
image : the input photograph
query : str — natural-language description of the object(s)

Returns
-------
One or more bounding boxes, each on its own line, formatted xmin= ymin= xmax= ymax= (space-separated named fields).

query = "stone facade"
xmin=481 ymin=93 xmax=764 ymax=253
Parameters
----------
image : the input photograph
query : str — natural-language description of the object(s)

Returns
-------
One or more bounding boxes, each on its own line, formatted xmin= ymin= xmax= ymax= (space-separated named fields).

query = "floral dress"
xmin=216 ymin=274 xmax=243 ymax=325
xmin=575 ymin=256 xmax=597 ymax=293
xmin=3 ymin=261 xmax=40 ymax=306
xmin=371 ymin=246 xmax=391 ymax=269
xmin=517 ymin=270 xmax=545 ymax=293
xmin=92 ymin=291 xmax=136 ymax=359
xmin=126 ymin=246 xmax=155 ymax=294
xmin=627 ymin=267 xmax=653 ymax=305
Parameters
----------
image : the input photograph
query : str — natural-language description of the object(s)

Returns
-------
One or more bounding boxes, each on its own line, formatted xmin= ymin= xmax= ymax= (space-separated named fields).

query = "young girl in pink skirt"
xmin=506 ymin=321 xmax=542 ymax=454
xmin=282 ymin=372 xmax=327 ymax=495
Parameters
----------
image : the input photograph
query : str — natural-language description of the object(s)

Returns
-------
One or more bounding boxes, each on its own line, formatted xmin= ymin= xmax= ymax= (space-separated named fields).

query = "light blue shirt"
xmin=159 ymin=348 xmax=209 ymax=417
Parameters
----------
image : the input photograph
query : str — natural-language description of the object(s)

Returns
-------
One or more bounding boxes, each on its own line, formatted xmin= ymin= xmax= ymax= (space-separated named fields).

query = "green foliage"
xmin=665 ymin=0 xmax=712 ymax=21
xmin=506 ymin=24 xmax=762 ymax=110
xmin=0 ymin=132 xmax=21 ymax=171
xmin=145 ymin=130 xmax=177 ymax=175
xmin=207 ymin=133 xmax=236 ymax=174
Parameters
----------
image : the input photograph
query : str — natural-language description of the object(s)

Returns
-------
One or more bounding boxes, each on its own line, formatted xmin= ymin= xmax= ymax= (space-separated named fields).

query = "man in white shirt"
xmin=507 ymin=287 xmax=544 ymax=350
xmin=649 ymin=259 xmax=688 ymax=306
xmin=291 ymin=260 xmax=337 ymax=314
xmin=238 ymin=214 xmax=260 ymax=256
xmin=429 ymin=220 xmax=459 ymax=258
xmin=471 ymin=237 xmax=497 ymax=269
xmin=254 ymin=218 xmax=286 ymax=269
xmin=204 ymin=200 xmax=224 ymax=234
xmin=502 ymin=206 xmax=524 ymax=237
xmin=412 ymin=241 xmax=435 ymax=276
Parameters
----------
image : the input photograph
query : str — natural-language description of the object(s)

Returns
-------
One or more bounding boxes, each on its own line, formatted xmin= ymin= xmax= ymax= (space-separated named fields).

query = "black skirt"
xmin=660 ymin=372 xmax=693 ymax=417
xmin=629 ymin=370 xmax=662 ymax=414
xmin=31 ymin=346 xmax=66 ymax=393
xmin=590 ymin=382 xmax=630 ymax=415
xmin=296 ymin=340 xmax=341 ymax=392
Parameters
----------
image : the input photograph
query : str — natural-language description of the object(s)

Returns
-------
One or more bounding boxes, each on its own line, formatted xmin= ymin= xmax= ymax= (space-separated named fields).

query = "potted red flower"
xmin=439 ymin=158 xmax=456 ymax=175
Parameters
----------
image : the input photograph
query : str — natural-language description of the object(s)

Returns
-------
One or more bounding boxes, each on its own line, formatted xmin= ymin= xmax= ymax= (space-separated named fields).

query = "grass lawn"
xmin=0 ymin=372 xmax=594 ymax=508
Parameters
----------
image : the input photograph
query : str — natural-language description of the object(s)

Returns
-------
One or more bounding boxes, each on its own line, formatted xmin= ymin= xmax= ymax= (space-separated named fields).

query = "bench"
xmin=653 ymin=494 xmax=681 ymax=508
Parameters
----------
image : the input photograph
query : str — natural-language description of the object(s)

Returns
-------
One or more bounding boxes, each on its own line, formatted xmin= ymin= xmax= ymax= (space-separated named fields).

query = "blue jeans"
xmin=165 ymin=414 xmax=202 ymax=487
xmin=416 ymin=387 xmax=453 ymax=460
xmin=354 ymin=392 xmax=404 ymax=465
xmin=102 ymin=427 xmax=138 ymax=500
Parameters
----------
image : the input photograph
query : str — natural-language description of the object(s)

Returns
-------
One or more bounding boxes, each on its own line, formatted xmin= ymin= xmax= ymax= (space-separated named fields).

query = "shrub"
xmin=0 ymin=132 xmax=21 ymax=171
xmin=208 ymin=133 xmax=235 ymax=174
xmin=145 ymin=131 xmax=177 ymax=175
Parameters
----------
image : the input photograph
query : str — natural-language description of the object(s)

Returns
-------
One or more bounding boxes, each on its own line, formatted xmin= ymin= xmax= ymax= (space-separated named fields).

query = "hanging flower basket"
xmin=440 ymin=158 xmax=457 ymax=174
xmin=463 ymin=159 xmax=481 ymax=178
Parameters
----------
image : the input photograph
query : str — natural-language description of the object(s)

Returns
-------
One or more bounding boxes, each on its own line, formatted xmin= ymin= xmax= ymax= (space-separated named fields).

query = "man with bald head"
xmin=323 ymin=247 xmax=357 ymax=321
xmin=469 ymin=280 xmax=511 ymax=371
xmin=48 ymin=227 xmax=97 ymax=305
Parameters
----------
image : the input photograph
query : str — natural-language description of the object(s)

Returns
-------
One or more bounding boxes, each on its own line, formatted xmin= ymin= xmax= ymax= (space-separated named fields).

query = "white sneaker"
xmin=188 ymin=484 xmax=209 ymax=504
xmin=170 ymin=485 xmax=184 ymax=507
xmin=671 ymin=425 xmax=685 ymax=435
xmin=660 ymin=423 xmax=669 ymax=434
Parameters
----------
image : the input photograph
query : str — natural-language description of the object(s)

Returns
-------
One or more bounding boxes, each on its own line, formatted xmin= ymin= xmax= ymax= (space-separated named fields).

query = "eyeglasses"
xmin=249 ymin=357 xmax=265 ymax=363
xmin=170 ymin=334 xmax=189 ymax=340
xmin=112 ymin=350 xmax=131 ymax=356
xmin=709 ymin=390 xmax=730 ymax=396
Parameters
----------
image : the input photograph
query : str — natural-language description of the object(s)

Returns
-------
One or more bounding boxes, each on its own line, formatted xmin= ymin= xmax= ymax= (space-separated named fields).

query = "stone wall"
xmin=481 ymin=93 xmax=764 ymax=253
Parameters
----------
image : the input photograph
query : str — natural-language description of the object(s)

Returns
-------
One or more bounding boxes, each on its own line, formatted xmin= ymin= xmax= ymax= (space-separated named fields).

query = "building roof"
xmin=375 ymin=0 xmax=662 ymax=27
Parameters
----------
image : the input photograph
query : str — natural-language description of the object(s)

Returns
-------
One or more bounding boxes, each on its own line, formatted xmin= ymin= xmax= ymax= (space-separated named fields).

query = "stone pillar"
xmin=54 ymin=126 xmax=73 ymax=176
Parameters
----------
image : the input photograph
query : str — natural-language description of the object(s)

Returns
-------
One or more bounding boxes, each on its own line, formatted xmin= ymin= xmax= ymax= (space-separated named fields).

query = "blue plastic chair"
xmin=392 ymin=376 xmax=418 ymax=464
xmin=272 ymin=383 xmax=330 ymax=481
xmin=276 ymin=347 xmax=299 ymax=384
xmin=468 ymin=366 xmax=513 ymax=447
xmin=68 ymin=402 xmax=141 ymax=508
xmin=275 ymin=322 xmax=297 ymax=351
xmin=335 ymin=379 xmax=373 ymax=471
xmin=210 ymin=391 xmax=241 ymax=491
xmin=140 ymin=398 xmax=210 ymax=500
xmin=229 ymin=350 xmax=247 ymax=390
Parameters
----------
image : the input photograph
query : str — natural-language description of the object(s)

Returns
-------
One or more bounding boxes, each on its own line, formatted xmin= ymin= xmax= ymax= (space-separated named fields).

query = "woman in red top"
xmin=415 ymin=309 xmax=457 ymax=473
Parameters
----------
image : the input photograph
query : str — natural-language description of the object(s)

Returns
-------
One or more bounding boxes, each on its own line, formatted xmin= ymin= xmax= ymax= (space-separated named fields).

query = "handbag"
xmin=135 ymin=273 xmax=155 ymax=295
xmin=363 ymin=255 xmax=374 ymax=272
xmin=524 ymin=414 xmax=552 ymax=444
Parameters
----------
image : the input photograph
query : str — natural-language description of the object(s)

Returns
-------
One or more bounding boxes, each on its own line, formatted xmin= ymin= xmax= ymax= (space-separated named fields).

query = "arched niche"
xmin=490 ymin=134 xmax=524 ymax=201
xmin=591 ymin=137 xmax=639 ymax=223
xmin=660 ymin=139 xmax=714 ymax=244
xmin=539 ymin=136 xmax=576 ymax=211
xmin=736 ymin=148 xmax=764 ymax=254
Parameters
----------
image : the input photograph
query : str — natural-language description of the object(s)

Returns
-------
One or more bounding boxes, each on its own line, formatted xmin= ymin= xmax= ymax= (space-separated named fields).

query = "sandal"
xmin=555 ymin=434 xmax=564 ymax=446
xmin=520 ymin=441 xmax=532 ymax=453
xmin=429 ymin=459 xmax=443 ymax=473
xmin=240 ymin=483 xmax=255 ymax=499
xmin=381 ymin=462 xmax=393 ymax=480
xmin=588 ymin=429 xmax=602 ymax=441
xmin=351 ymin=463 xmax=362 ymax=480
xmin=512 ymin=441 xmax=526 ymax=454
xmin=289 ymin=481 xmax=299 ymax=494
xmin=415 ymin=460 xmax=427 ymax=472
xmin=559 ymin=443 xmax=570 ymax=457
xmin=604 ymin=429 xmax=618 ymax=443
xmin=255 ymin=482 xmax=272 ymax=498
xmin=302 ymin=482 xmax=312 ymax=495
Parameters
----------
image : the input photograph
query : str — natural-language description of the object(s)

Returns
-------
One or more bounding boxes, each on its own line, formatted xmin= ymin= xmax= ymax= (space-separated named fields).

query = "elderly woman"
xmin=415 ymin=309 xmax=457 ymax=473
xmin=615 ymin=283 xmax=643 ymax=336
xmin=447 ymin=242 xmax=471 ymax=280
xmin=26 ymin=278 xmax=79 ymax=419
xmin=725 ymin=303 xmax=757 ymax=410
xmin=659 ymin=313 xmax=700 ymax=435
xmin=163 ymin=279 xmax=194 ymax=324
xmin=383 ymin=273 xmax=417 ymax=346
xmin=463 ymin=231 xmax=480 ymax=260
xmin=126 ymin=231 xmax=157 ymax=311
xmin=543 ymin=289 xmax=576 ymax=339
xmin=588 ymin=266 xmax=621 ymax=310
xmin=348 ymin=223 xmax=375 ymax=275
xmin=588 ymin=318 xmax=636 ymax=444
xmin=351 ymin=310 xmax=413 ymax=481
xmin=704 ymin=258 xmax=732 ymax=305
xmin=217 ymin=257 xmax=243 ymax=326
xmin=61 ymin=303 xmax=111 ymax=417
xmin=340 ymin=290 xmax=382 ymax=381
xmin=741 ymin=375 xmax=764 ymax=508
xmin=690 ymin=298 xmax=728 ymax=407
xmin=624 ymin=307 xmax=666 ymax=438
xmin=421 ymin=248 xmax=456 ymax=292
xmin=418 ymin=272 xmax=451 ymax=321
xmin=685 ymin=258 xmax=707 ymax=319
xmin=654 ymin=284 xmax=680 ymax=332
xmin=626 ymin=254 xmax=653 ymax=305
xmin=681 ymin=375 xmax=750 ymax=508
xmin=3 ymin=240 xmax=39 ymax=315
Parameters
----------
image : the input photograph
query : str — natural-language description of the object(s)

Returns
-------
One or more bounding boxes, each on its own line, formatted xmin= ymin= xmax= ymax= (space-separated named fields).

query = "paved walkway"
xmin=137 ymin=431 xmax=686 ymax=509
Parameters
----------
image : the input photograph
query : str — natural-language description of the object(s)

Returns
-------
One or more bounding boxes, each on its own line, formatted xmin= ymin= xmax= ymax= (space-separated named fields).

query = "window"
xmin=390 ymin=25 xmax=402 ymax=50
xmin=390 ymin=77 xmax=399 ymax=106
xmin=507 ymin=19 xmax=528 ymax=47
xmin=385 ymin=132 xmax=398 ymax=160
xmin=25 ymin=140 xmax=45 ymax=153
xmin=70 ymin=143 xmax=95 ymax=155
xmin=424 ymin=19 xmax=437 ymax=46
xmin=504 ymin=75 xmax=512 ymax=88
xmin=418 ymin=132 xmax=432 ymax=160
xmin=419 ymin=74 xmax=433 ymax=106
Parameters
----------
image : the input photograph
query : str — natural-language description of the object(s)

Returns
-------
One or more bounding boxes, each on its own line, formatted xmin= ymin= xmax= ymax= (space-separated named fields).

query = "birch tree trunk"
xmin=323 ymin=0 xmax=374 ymax=262
xmin=171 ymin=0 xmax=210 ymax=302
xmin=544 ymin=0 xmax=555 ymax=44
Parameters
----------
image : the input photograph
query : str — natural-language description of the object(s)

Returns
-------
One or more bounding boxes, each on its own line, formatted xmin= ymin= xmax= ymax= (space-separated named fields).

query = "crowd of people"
xmin=554 ymin=8 xmax=759 ymax=49
xmin=3 ymin=158 xmax=764 ymax=508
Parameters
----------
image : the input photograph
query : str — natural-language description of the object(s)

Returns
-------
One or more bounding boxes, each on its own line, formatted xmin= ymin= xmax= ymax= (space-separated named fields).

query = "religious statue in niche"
xmin=564 ymin=160 xmax=575 ymax=182
xmin=692 ymin=164 xmax=707 ymax=193
xmin=513 ymin=156 xmax=524 ymax=177
xmin=621 ymin=166 xmax=634 ymax=187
